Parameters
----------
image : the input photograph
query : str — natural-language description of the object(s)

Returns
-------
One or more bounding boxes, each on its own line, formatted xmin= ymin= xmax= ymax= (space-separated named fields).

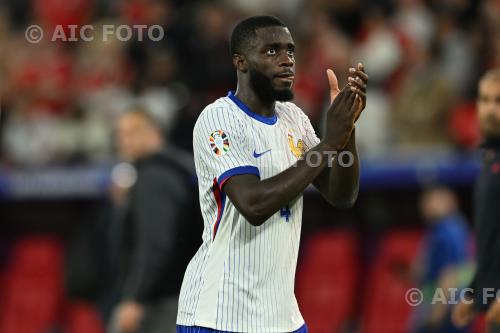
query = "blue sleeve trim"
xmin=218 ymin=165 xmax=260 ymax=189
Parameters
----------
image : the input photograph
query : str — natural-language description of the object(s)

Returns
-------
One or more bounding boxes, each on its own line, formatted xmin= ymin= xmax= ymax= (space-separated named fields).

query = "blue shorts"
xmin=176 ymin=323 xmax=308 ymax=333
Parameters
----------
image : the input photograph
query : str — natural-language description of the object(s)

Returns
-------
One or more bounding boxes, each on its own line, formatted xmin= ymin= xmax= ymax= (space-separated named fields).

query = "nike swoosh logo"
xmin=253 ymin=149 xmax=272 ymax=158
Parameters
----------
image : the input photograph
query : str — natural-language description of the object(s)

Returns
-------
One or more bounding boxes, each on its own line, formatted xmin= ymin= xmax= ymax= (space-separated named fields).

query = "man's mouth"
xmin=275 ymin=72 xmax=295 ymax=83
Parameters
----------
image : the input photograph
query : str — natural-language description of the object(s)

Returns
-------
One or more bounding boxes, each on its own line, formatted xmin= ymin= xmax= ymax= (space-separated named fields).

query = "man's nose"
xmin=279 ymin=53 xmax=294 ymax=67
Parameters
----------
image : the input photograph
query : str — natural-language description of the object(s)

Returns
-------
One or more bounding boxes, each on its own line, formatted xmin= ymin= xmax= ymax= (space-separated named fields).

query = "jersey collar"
xmin=227 ymin=91 xmax=278 ymax=125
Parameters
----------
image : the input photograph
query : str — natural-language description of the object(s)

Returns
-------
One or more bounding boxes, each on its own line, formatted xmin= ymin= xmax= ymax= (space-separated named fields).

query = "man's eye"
xmin=287 ymin=50 xmax=294 ymax=56
xmin=266 ymin=49 xmax=276 ymax=55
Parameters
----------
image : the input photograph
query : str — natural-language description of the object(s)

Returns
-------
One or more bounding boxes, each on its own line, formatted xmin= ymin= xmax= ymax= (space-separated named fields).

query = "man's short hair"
xmin=230 ymin=15 xmax=286 ymax=56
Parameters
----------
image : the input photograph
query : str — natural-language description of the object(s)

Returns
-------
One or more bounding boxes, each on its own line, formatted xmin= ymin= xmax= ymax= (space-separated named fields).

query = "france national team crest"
xmin=288 ymin=130 xmax=307 ymax=159
xmin=209 ymin=130 xmax=230 ymax=156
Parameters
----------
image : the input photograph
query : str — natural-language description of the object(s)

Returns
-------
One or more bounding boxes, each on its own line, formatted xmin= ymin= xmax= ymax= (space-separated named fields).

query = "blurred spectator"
xmin=222 ymin=0 xmax=302 ymax=21
xmin=107 ymin=106 xmax=195 ymax=333
xmin=391 ymin=39 xmax=454 ymax=150
xmin=176 ymin=2 xmax=235 ymax=98
xmin=481 ymin=0 xmax=500 ymax=69
xmin=453 ymin=69 xmax=500 ymax=332
xmin=133 ymin=47 xmax=186 ymax=136
xmin=352 ymin=6 xmax=404 ymax=152
xmin=293 ymin=11 xmax=352 ymax=124
xmin=433 ymin=12 xmax=476 ymax=96
xmin=393 ymin=0 xmax=435 ymax=51
xmin=412 ymin=186 xmax=470 ymax=333
xmin=355 ymin=6 xmax=404 ymax=86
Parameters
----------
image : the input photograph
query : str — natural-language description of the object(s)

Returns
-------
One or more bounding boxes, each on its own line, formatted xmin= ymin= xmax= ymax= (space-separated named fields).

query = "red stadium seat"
xmin=0 ymin=236 xmax=64 ymax=333
xmin=296 ymin=229 xmax=360 ymax=333
xmin=63 ymin=301 xmax=105 ymax=333
xmin=359 ymin=229 xmax=424 ymax=333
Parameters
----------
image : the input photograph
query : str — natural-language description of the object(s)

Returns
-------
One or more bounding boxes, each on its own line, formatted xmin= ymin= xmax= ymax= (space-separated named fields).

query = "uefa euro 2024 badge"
xmin=210 ymin=130 xmax=230 ymax=156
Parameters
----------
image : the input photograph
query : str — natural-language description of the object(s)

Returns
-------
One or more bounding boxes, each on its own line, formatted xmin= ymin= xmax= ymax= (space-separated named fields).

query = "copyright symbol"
xmin=25 ymin=25 xmax=43 ymax=44
xmin=405 ymin=288 xmax=423 ymax=306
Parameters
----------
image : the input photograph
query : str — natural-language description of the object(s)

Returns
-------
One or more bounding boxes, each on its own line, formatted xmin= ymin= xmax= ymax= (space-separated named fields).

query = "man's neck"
xmin=234 ymin=87 xmax=276 ymax=118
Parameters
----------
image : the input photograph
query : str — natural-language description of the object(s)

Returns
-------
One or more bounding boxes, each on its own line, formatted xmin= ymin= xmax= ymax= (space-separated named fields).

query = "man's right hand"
xmin=452 ymin=299 xmax=476 ymax=328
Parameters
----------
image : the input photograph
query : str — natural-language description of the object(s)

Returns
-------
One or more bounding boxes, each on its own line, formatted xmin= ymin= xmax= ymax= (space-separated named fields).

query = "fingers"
xmin=328 ymin=63 xmax=366 ymax=118
xmin=348 ymin=76 xmax=367 ymax=91
xmin=326 ymin=68 xmax=339 ymax=90
xmin=346 ymin=86 xmax=357 ymax=110
xmin=326 ymin=68 xmax=340 ymax=103
xmin=349 ymin=84 xmax=366 ymax=111
xmin=351 ymin=84 xmax=366 ymax=99
xmin=332 ymin=86 xmax=351 ymax=111
xmin=357 ymin=62 xmax=366 ymax=74
xmin=354 ymin=95 xmax=363 ymax=122
xmin=349 ymin=70 xmax=368 ymax=83
xmin=347 ymin=86 xmax=358 ymax=99
xmin=349 ymin=63 xmax=369 ymax=83
xmin=328 ymin=85 xmax=354 ymax=117
xmin=348 ymin=62 xmax=367 ymax=111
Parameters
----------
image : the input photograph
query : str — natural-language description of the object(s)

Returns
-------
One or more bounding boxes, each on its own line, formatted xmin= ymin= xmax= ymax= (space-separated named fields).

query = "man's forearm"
xmin=224 ymin=141 xmax=334 ymax=225
xmin=314 ymin=130 xmax=360 ymax=207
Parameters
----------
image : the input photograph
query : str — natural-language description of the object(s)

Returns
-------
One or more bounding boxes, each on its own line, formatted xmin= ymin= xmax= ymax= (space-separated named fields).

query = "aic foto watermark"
xmin=25 ymin=24 xmax=165 ymax=44
xmin=299 ymin=150 xmax=355 ymax=168
xmin=405 ymin=287 xmax=500 ymax=307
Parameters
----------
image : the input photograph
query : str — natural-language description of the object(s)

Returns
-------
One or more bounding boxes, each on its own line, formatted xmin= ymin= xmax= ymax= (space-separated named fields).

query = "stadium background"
xmin=0 ymin=0 xmax=498 ymax=332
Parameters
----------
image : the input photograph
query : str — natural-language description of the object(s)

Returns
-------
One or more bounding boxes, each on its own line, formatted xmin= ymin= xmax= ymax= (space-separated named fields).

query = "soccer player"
xmin=452 ymin=69 xmax=500 ymax=332
xmin=176 ymin=16 xmax=368 ymax=333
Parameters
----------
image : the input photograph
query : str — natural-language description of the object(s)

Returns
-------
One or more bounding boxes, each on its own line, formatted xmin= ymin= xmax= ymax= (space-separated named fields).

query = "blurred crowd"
xmin=0 ymin=0 xmax=499 ymax=168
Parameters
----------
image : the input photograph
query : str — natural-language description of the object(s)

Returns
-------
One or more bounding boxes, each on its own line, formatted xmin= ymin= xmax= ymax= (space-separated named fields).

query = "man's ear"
xmin=233 ymin=54 xmax=248 ymax=73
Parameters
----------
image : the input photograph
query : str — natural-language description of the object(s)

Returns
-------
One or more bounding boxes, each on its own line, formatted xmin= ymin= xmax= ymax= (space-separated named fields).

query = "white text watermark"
xmin=405 ymin=287 xmax=500 ymax=307
xmin=25 ymin=24 xmax=165 ymax=44
xmin=296 ymin=150 xmax=355 ymax=168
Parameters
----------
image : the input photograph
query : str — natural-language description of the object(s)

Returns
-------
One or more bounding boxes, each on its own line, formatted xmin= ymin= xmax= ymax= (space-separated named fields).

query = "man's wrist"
xmin=319 ymin=140 xmax=343 ymax=152
xmin=322 ymin=127 xmax=356 ymax=152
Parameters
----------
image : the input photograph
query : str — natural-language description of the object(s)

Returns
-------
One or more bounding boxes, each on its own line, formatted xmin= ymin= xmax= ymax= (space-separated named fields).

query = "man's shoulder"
xmin=194 ymin=96 xmax=242 ymax=130
xmin=200 ymin=96 xmax=236 ymax=116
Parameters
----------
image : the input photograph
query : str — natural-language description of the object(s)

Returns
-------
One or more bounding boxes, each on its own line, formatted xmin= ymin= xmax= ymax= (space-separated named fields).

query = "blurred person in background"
xmin=412 ymin=186 xmax=470 ymax=333
xmin=108 ymin=106 xmax=196 ymax=333
xmin=453 ymin=69 xmax=500 ymax=332
xmin=391 ymin=39 xmax=455 ymax=150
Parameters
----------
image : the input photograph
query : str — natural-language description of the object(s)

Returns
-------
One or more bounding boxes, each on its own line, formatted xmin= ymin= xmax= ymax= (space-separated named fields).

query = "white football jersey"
xmin=177 ymin=91 xmax=320 ymax=333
